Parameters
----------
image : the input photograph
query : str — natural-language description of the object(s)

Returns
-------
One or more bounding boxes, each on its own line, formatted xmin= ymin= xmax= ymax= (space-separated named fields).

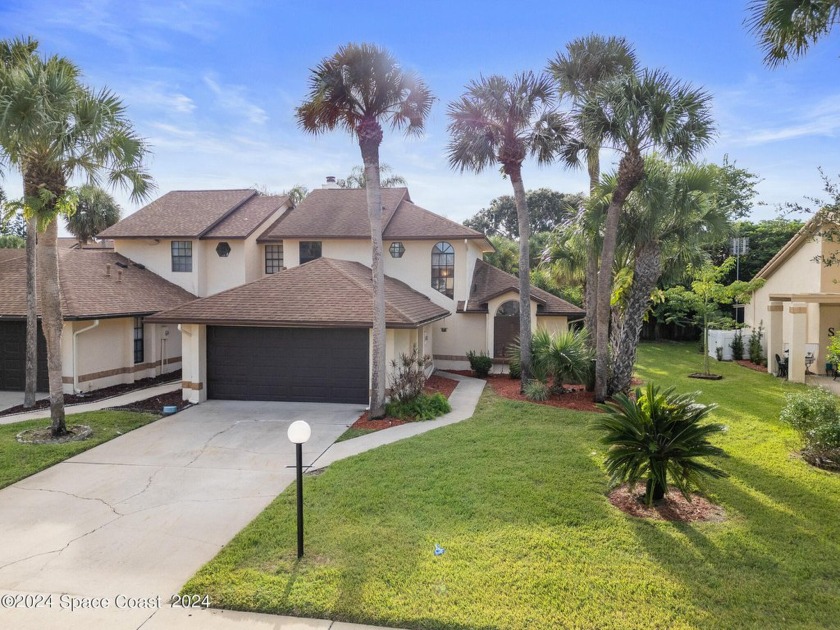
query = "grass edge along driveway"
xmin=183 ymin=342 xmax=840 ymax=630
xmin=0 ymin=410 xmax=160 ymax=489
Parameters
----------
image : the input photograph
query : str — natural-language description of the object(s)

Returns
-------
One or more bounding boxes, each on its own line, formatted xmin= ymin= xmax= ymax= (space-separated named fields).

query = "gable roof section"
xmin=257 ymin=187 xmax=490 ymax=245
xmin=0 ymin=250 xmax=196 ymax=320
xmin=458 ymin=259 xmax=584 ymax=317
xmin=99 ymin=189 xmax=258 ymax=239
xmin=147 ymin=257 xmax=449 ymax=329
xmin=202 ymin=194 xmax=289 ymax=239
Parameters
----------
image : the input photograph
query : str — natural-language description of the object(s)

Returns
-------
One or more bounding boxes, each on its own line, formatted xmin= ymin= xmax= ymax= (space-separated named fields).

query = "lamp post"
xmin=287 ymin=420 xmax=311 ymax=559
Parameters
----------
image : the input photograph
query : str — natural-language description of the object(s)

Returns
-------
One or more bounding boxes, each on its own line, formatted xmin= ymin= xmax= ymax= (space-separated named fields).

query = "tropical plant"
xmin=338 ymin=163 xmax=406 ymax=189
xmin=0 ymin=44 xmax=153 ymax=435
xmin=466 ymin=350 xmax=493 ymax=378
xmin=581 ymin=69 xmax=714 ymax=402
xmin=747 ymin=0 xmax=840 ymax=67
xmin=548 ymin=35 xmax=638 ymax=349
xmin=296 ymin=42 xmax=433 ymax=418
xmin=524 ymin=379 xmax=551 ymax=401
xmin=595 ymin=383 xmax=728 ymax=505
xmin=385 ymin=392 xmax=451 ymax=421
xmin=607 ymin=158 xmax=728 ymax=394
xmin=64 ymin=184 xmax=121 ymax=245
xmin=387 ymin=345 xmax=429 ymax=403
xmin=448 ymin=72 xmax=572 ymax=387
xmin=508 ymin=328 xmax=592 ymax=391
xmin=1 ymin=36 xmax=39 ymax=409
xmin=0 ymin=234 xmax=24 ymax=248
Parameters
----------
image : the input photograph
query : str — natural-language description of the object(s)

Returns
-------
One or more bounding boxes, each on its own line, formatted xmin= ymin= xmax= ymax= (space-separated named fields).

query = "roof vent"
xmin=133 ymin=262 xmax=145 ymax=270
xmin=322 ymin=176 xmax=340 ymax=189
xmin=105 ymin=263 xmax=111 ymax=277
xmin=117 ymin=270 xmax=122 ymax=282
xmin=115 ymin=261 xmax=128 ymax=269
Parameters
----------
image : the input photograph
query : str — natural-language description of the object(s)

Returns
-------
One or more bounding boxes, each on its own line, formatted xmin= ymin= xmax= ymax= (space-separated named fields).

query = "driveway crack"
xmin=185 ymin=421 xmax=244 ymax=467
xmin=17 ymin=486 xmax=124 ymax=516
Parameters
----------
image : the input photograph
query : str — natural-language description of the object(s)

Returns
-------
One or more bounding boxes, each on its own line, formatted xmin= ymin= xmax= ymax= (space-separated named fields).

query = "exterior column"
xmin=766 ymin=302 xmax=784 ymax=375
xmin=788 ymin=303 xmax=808 ymax=383
xmin=181 ymin=324 xmax=207 ymax=403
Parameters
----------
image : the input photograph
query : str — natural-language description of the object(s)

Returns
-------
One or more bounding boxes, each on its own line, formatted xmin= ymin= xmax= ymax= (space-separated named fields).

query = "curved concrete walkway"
xmin=0 ymin=372 xmax=484 ymax=630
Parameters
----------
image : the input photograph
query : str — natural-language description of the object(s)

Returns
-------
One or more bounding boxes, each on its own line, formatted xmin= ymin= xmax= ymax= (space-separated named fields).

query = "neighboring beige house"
xmin=746 ymin=219 xmax=840 ymax=383
xmin=1 ymin=181 xmax=583 ymax=405
xmin=0 ymin=249 xmax=194 ymax=394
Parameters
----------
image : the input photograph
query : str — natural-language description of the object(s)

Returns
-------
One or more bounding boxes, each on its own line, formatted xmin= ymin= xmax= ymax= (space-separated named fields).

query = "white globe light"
xmin=287 ymin=420 xmax=311 ymax=444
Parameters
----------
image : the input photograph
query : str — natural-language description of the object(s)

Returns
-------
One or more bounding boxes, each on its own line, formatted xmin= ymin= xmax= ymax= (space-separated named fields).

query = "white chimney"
xmin=322 ymin=176 xmax=340 ymax=189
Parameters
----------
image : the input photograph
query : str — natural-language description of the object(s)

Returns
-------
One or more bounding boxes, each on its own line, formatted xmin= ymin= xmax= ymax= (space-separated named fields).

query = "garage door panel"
xmin=207 ymin=327 xmax=368 ymax=404
xmin=0 ymin=321 xmax=49 ymax=391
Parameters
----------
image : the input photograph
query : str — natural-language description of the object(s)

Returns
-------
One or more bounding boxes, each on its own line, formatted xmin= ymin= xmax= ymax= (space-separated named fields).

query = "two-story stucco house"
xmin=745 ymin=218 xmax=840 ymax=383
xmin=0 ymin=181 xmax=582 ymax=405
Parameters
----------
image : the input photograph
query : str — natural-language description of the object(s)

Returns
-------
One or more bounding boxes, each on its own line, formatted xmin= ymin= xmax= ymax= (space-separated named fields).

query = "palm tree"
xmin=296 ymin=43 xmax=433 ymax=418
xmin=0 ymin=51 xmax=153 ymax=436
xmin=747 ymin=0 xmax=840 ymax=66
xmin=65 ymin=184 xmax=121 ymax=245
xmin=1 ymin=36 xmax=39 ymax=409
xmin=339 ymin=163 xmax=406 ymax=189
xmin=607 ymin=159 xmax=727 ymax=394
xmin=447 ymin=72 xmax=572 ymax=387
xmin=581 ymin=69 xmax=714 ymax=402
xmin=548 ymin=35 xmax=638 ymax=347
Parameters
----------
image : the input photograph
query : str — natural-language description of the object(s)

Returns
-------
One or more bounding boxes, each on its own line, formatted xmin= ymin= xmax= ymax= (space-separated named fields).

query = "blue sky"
xmin=1 ymin=0 xmax=839 ymax=228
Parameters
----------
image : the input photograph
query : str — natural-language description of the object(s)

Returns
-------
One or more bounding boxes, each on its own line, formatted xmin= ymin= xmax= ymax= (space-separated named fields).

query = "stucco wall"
xmin=202 ymin=240 xmax=247 ymax=295
xmin=62 ymin=318 xmax=182 ymax=394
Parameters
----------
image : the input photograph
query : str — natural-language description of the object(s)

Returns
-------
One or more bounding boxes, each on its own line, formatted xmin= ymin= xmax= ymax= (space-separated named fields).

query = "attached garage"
xmin=206 ymin=326 xmax=369 ymax=403
xmin=0 ymin=321 xmax=48 ymax=391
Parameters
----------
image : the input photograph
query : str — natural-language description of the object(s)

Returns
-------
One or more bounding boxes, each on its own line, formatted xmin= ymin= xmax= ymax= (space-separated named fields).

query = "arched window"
xmin=431 ymin=241 xmax=455 ymax=299
xmin=495 ymin=300 xmax=519 ymax=317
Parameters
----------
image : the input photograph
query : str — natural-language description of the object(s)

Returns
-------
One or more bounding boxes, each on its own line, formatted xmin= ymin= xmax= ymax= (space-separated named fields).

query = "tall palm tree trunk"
xmin=583 ymin=146 xmax=600 ymax=349
xmin=359 ymin=120 xmax=387 ymax=418
xmin=37 ymin=218 xmax=65 ymax=435
xmin=24 ymin=215 xmax=37 ymax=408
xmin=609 ymin=242 xmax=660 ymax=395
xmin=509 ymin=166 xmax=532 ymax=388
xmin=594 ymin=150 xmax=644 ymax=402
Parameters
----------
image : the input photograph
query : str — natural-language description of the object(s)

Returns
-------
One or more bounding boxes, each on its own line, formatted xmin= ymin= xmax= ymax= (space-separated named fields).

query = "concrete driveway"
xmin=0 ymin=400 xmax=362 ymax=629
xmin=0 ymin=390 xmax=48 ymax=413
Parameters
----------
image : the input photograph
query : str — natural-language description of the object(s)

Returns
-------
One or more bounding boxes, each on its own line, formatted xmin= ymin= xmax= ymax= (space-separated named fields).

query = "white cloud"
xmin=203 ymin=74 xmax=268 ymax=125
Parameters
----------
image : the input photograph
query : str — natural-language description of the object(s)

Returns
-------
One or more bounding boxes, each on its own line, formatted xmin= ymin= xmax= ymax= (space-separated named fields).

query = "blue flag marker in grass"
xmin=434 ymin=544 xmax=445 ymax=556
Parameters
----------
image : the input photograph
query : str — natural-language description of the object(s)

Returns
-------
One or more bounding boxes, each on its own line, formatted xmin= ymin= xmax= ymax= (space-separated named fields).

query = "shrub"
xmin=507 ymin=329 xmax=592 ymax=389
xmin=387 ymin=345 xmax=430 ymax=403
xmin=467 ymin=350 xmax=493 ymax=377
xmin=780 ymin=387 xmax=840 ymax=451
xmin=508 ymin=360 xmax=521 ymax=380
xmin=715 ymin=346 xmax=723 ymax=362
xmin=730 ymin=331 xmax=744 ymax=361
xmin=595 ymin=383 xmax=728 ymax=506
xmin=524 ymin=379 xmax=550 ymax=401
xmin=748 ymin=322 xmax=764 ymax=365
xmin=386 ymin=392 xmax=451 ymax=421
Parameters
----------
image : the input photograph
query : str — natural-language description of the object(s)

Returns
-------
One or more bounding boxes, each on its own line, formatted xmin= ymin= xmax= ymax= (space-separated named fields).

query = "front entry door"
xmin=493 ymin=300 xmax=520 ymax=358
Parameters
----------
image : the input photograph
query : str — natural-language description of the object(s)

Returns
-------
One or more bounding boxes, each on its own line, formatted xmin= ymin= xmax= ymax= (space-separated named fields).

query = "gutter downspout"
xmin=73 ymin=320 xmax=100 ymax=393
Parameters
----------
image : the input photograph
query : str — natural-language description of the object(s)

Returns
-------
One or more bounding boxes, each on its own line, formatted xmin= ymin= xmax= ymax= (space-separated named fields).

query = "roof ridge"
xmin=198 ymin=189 xmax=258 ymax=238
xmin=399 ymin=199 xmax=485 ymax=238
xmin=382 ymin=188 xmax=409 ymax=234
xmin=326 ymin=257 xmax=416 ymax=322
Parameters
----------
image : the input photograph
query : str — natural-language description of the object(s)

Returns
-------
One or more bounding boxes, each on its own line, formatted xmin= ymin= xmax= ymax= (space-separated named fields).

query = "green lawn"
xmin=0 ymin=410 xmax=159 ymax=489
xmin=183 ymin=343 xmax=840 ymax=629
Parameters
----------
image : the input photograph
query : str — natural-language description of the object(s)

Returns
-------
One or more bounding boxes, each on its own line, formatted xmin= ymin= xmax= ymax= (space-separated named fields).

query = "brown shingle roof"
xmin=257 ymin=187 xmax=489 ymax=244
xmin=99 ymin=189 xmax=257 ymax=239
xmin=147 ymin=257 xmax=449 ymax=329
xmin=0 ymin=250 xmax=196 ymax=320
xmin=203 ymin=194 xmax=289 ymax=239
xmin=458 ymin=259 xmax=584 ymax=317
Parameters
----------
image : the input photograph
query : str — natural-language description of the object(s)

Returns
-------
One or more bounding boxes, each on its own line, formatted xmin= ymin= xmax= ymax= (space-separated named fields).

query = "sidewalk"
xmin=0 ymin=381 xmax=181 ymax=425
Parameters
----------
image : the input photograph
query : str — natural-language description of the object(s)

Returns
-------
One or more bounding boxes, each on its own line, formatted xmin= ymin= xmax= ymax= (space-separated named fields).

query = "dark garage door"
xmin=0 ymin=321 xmax=49 ymax=391
xmin=206 ymin=326 xmax=369 ymax=404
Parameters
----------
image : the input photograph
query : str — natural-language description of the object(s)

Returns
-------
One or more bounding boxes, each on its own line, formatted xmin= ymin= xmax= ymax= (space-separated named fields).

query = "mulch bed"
xmin=736 ymin=360 xmax=768 ymax=373
xmin=608 ymin=484 xmax=726 ymax=522
xmin=17 ymin=424 xmax=93 ymax=444
xmin=0 ymin=370 xmax=182 ymax=417
xmin=349 ymin=374 xmax=458 ymax=431
xmin=448 ymin=370 xmax=601 ymax=412
xmin=111 ymin=390 xmax=191 ymax=415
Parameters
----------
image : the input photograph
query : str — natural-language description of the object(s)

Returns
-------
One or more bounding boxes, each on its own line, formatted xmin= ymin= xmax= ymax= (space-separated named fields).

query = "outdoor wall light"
xmin=287 ymin=420 xmax=311 ymax=558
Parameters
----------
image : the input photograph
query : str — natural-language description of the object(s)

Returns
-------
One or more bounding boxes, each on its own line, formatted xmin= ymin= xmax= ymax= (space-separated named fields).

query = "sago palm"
xmin=297 ymin=43 xmax=433 ymax=418
xmin=595 ymin=383 xmax=728 ymax=506
xmin=0 ymin=50 xmax=152 ymax=435
xmin=447 ymin=72 xmax=572 ymax=386
xmin=581 ymin=69 xmax=715 ymax=402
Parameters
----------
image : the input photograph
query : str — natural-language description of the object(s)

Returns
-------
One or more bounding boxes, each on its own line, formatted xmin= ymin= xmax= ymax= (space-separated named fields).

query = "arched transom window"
xmin=431 ymin=241 xmax=455 ymax=299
